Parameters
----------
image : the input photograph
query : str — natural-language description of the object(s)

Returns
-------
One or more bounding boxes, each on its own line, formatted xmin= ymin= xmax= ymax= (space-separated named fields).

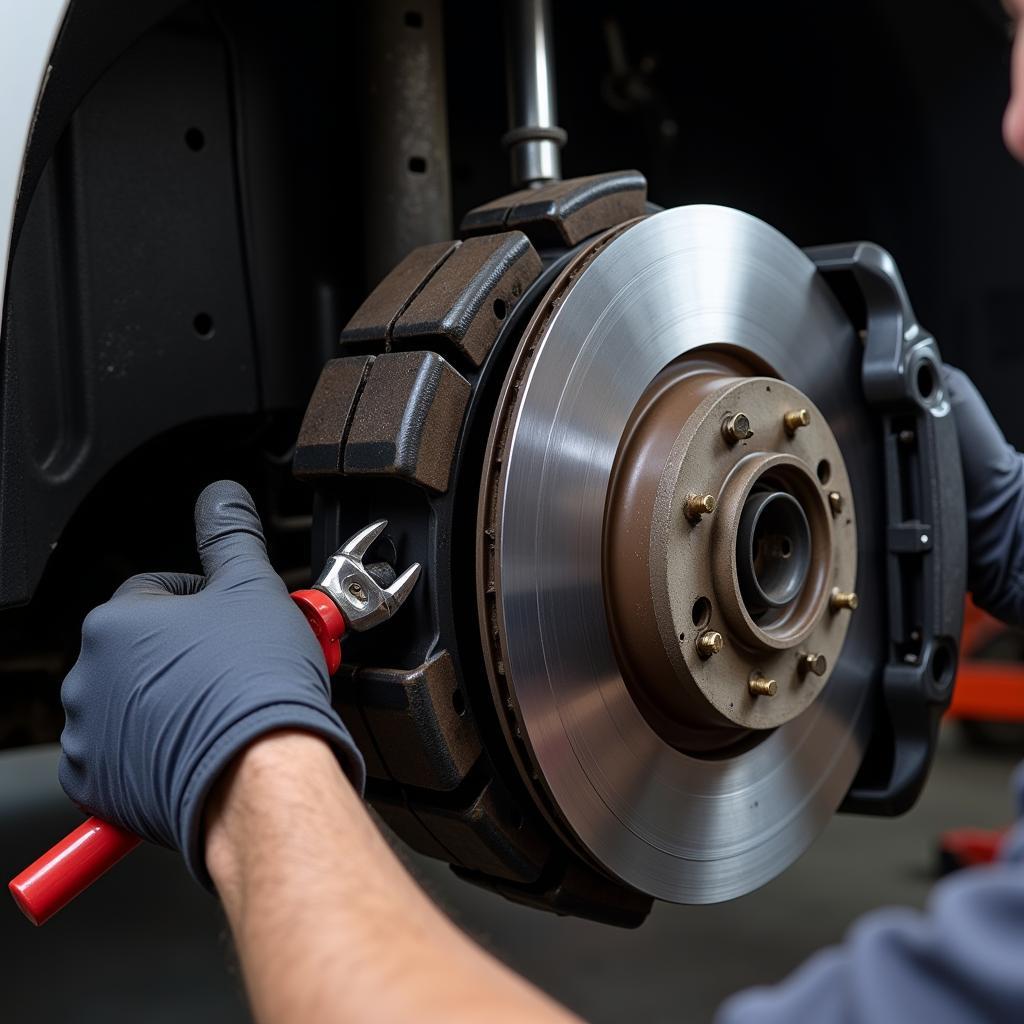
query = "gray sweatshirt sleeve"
xmin=716 ymin=761 xmax=1024 ymax=1023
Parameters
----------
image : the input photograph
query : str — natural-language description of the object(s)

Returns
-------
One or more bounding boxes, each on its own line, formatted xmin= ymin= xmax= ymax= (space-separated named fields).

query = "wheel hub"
xmin=604 ymin=366 xmax=858 ymax=748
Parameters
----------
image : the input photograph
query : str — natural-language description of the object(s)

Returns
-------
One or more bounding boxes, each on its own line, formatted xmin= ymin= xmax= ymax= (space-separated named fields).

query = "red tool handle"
xmin=9 ymin=818 xmax=141 ymax=925
xmin=7 ymin=587 xmax=345 ymax=925
xmin=290 ymin=589 xmax=346 ymax=675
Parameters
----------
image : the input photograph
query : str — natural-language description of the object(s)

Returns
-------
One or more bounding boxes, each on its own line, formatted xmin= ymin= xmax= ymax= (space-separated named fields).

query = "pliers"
xmin=9 ymin=521 xmax=420 ymax=925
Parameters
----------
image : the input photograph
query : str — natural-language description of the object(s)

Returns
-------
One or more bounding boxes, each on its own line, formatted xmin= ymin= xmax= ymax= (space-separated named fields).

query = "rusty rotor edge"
xmin=476 ymin=217 xmax=648 ymax=867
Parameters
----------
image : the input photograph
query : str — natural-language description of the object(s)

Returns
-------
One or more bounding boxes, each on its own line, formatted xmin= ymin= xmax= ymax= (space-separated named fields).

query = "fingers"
xmin=194 ymin=480 xmax=276 ymax=588
xmin=112 ymin=572 xmax=206 ymax=600
xmin=942 ymin=365 xmax=1019 ymax=496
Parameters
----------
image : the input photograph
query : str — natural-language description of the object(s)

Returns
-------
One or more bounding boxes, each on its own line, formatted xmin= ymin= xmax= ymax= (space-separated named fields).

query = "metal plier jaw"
xmin=314 ymin=520 xmax=421 ymax=632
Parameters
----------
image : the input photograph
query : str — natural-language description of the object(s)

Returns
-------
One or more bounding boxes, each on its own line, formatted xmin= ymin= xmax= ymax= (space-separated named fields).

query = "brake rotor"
xmin=477 ymin=206 xmax=880 ymax=903
xmin=295 ymin=171 xmax=950 ymax=924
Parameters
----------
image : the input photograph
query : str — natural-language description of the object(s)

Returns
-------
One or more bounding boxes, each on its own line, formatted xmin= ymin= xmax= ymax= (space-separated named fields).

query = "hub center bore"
xmin=738 ymin=488 xmax=811 ymax=614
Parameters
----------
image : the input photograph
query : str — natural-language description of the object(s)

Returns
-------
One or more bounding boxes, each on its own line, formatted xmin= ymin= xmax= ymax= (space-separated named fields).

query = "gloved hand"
xmin=58 ymin=480 xmax=365 ymax=888
xmin=943 ymin=366 xmax=1024 ymax=626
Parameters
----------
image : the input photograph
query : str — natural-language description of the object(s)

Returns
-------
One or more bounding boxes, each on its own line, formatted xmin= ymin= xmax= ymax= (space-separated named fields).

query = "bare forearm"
xmin=205 ymin=730 xmax=578 ymax=1024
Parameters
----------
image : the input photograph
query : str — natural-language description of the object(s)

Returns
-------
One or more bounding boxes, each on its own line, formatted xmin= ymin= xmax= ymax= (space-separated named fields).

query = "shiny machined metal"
xmin=315 ymin=520 xmax=421 ymax=632
xmin=481 ymin=205 xmax=879 ymax=904
xmin=503 ymin=0 xmax=566 ymax=186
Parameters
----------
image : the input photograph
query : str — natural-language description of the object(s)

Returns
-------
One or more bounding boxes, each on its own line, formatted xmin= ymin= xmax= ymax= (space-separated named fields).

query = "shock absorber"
xmin=503 ymin=0 xmax=567 ymax=187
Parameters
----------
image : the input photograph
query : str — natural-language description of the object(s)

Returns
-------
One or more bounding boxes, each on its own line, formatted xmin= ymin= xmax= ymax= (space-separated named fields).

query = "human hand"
xmin=943 ymin=366 xmax=1024 ymax=625
xmin=58 ymin=480 xmax=365 ymax=887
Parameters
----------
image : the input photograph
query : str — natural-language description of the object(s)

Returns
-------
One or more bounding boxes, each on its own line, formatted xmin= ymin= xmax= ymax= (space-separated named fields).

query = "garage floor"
xmin=2 ymin=727 xmax=1019 ymax=1023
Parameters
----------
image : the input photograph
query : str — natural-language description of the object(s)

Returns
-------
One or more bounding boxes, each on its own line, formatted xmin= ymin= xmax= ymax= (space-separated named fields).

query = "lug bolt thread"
xmin=696 ymin=630 xmax=724 ymax=659
xmin=830 ymin=589 xmax=859 ymax=612
xmin=784 ymin=408 xmax=811 ymax=435
xmin=828 ymin=491 xmax=844 ymax=516
xmin=684 ymin=493 xmax=717 ymax=521
xmin=748 ymin=673 xmax=778 ymax=697
xmin=721 ymin=412 xmax=753 ymax=444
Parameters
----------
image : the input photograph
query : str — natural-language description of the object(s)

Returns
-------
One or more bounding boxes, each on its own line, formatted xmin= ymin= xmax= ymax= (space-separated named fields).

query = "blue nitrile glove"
xmin=943 ymin=366 xmax=1024 ymax=626
xmin=58 ymin=480 xmax=365 ymax=888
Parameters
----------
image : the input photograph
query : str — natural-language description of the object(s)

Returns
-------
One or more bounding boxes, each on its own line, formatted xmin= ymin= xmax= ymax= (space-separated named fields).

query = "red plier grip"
xmin=290 ymin=589 xmax=346 ymax=675
xmin=7 ymin=588 xmax=345 ymax=926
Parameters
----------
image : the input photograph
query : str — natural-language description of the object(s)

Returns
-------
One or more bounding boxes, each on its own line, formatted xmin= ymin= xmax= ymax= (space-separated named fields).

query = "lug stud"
xmin=696 ymin=630 xmax=724 ymax=659
xmin=684 ymin=493 xmax=717 ymax=522
xmin=784 ymin=408 xmax=811 ymax=435
xmin=721 ymin=412 xmax=753 ymax=444
xmin=748 ymin=673 xmax=777 ymax=697
xmin=830 ymin=588 xmax=859 ymax=612
xmin=799 ymin=652 xmax=828 ymax=677
xmin=828 ymin=491 xmax=844 ymax=516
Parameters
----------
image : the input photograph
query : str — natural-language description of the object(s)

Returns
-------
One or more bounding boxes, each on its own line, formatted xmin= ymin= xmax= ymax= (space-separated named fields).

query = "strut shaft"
xmin=504 ymin=0 xmax=567 ymax=187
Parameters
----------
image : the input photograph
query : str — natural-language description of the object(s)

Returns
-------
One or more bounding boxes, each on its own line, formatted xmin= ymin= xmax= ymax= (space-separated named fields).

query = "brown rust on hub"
xmin=603 ymin=360 xmax=858 ymax=751
xmin=602 ymin=352 xmax=769 ymax=751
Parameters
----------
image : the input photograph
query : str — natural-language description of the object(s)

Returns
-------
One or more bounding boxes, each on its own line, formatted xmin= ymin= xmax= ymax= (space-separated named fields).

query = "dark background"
xmin=450 ymin=0 xmax=1024 ymax=440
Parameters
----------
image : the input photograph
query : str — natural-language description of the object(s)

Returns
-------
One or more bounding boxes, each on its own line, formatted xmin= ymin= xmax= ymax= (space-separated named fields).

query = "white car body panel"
xmin=0 ymin=0 xmax=72 ymax=322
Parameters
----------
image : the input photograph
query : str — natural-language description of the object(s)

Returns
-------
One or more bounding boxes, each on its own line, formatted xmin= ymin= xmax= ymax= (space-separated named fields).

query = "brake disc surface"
xmin=480 ymin=205 xmax=884 ymax=903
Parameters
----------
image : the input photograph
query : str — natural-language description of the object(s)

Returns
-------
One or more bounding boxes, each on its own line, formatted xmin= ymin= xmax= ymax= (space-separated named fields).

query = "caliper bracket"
xmin=808 ymin=242 xmax=967 ymax=814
